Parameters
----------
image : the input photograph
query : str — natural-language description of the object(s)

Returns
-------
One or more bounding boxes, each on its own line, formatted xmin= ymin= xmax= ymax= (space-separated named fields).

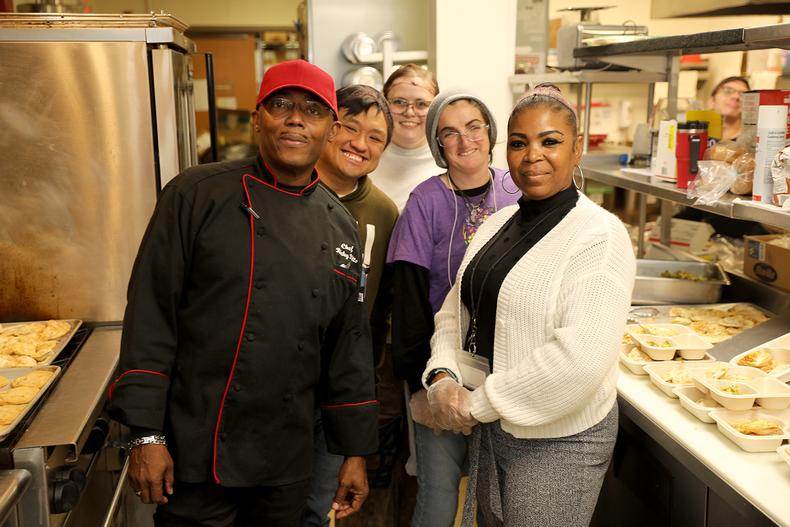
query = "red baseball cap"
xmin=256 ymin=60 xmax=338 ymax=119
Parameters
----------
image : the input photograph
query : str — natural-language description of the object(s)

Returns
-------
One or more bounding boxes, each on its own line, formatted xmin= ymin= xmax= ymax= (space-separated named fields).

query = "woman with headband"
xmin=422 ymin=84 xmax=635 ymax=527
xmin=386 ymin=92 xmax=519 ymax=526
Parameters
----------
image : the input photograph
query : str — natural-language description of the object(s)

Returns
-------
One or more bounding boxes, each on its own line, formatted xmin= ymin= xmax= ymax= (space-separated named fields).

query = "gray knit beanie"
xmin=425 ymin=91 xmax=497 ymax=169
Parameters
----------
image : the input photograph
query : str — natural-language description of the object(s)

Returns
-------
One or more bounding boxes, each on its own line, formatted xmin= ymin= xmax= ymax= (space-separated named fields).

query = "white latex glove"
xmin=409 ymin=389 xmax=440 ymax=433
xmin=426 ymin=377 xmax=478 ymax=433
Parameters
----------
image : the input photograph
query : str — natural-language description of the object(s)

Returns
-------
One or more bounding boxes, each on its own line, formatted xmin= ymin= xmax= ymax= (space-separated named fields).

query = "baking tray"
xmin=0 ymin=319 xmax=83 ymax=366
xmin=632 ymin=260 xmax=730 ymax=305
xmin=626 ymin=303 xmax=772 ymax=345
xmin=0 ymin=366 xmax=61 ymax=441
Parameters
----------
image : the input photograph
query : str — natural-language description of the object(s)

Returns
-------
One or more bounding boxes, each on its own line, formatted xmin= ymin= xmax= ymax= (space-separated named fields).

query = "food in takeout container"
xmin=643 ymin=362 xmax=708 ymax=398
xmin=706 ymin=380 xmax=757 ymax=411
xmin=0 ymin=366 xmax=60 ymax=440
xmin=631 ymin=334 xmax=677 ymax=361
xmin=692 ymin=362 xmax=767 ymax=394
xmin=731 ymin=347 xmax=790 ymax=382
xmin=0 ymin=320 xmax=81 ymax=366
xmin=710 ymin=409 xmax=790 ymax=452
xmin=674 ymin=386 xmax=722 ymax=423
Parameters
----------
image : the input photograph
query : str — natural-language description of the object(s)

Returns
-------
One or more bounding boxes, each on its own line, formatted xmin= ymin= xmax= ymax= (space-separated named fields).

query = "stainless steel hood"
xmin=652 ymin=0 xmax=790 ymax=17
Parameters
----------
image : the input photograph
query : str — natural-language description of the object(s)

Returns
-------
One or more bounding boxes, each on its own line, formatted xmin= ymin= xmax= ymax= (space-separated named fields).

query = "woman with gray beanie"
xmin=386 ymin=92 xmax=518 ymax=526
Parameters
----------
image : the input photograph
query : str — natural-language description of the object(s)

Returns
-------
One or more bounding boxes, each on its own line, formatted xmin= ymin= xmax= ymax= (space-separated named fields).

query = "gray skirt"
xmin=462 ymin=404 xmax=618 ymax=527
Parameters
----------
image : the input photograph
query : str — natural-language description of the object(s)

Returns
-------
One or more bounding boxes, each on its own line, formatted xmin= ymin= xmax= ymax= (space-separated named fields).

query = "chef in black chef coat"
xmin=108 ymin=60 xmax=379 ymax=526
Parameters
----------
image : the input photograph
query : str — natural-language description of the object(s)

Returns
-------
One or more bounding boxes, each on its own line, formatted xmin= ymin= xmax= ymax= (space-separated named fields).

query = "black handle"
xmin=689 ymin=135 xmax=701 ymax=175
xmin=205 ymin=53 xmax=219 ymax=163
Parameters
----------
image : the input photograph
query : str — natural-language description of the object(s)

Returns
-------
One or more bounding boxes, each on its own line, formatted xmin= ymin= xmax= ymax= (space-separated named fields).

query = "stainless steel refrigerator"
xmin=0 ymin=13 xmax=198 ymax=324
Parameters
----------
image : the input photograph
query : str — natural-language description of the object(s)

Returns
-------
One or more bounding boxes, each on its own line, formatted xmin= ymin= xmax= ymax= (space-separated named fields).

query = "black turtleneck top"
xmin=460 ymin=185 xmax=579 ymax=361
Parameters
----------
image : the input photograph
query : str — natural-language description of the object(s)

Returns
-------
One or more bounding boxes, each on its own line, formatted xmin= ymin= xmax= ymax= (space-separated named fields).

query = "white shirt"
xmin=370 ymin=143 xmax=440 ymax=211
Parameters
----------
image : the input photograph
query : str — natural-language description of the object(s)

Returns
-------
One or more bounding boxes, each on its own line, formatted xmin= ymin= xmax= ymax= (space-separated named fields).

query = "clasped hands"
xmin=411 ymin=377 xmax=478 ymax=435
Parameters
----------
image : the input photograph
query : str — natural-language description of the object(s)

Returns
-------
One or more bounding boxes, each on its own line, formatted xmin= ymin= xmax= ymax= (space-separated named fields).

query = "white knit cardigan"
xmin=423 ymin=193 xmax=636 ymax=439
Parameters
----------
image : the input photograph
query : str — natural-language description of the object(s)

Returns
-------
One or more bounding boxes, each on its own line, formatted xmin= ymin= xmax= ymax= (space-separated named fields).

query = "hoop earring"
xmin=502 ymin=171 xmax=520 ymax=195
xmin=573 ymin=166 xmax=585 ymax=191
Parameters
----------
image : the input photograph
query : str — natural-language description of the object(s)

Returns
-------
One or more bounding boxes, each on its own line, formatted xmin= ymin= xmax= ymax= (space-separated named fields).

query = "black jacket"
xmin=109 ymin=156 xmax=379 ymax=487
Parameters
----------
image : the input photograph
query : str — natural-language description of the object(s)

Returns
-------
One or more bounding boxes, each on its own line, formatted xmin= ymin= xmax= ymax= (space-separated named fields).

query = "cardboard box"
xmin=743 ymin=235 xmax=790 ymax=292
xmin=648 ymin=218 xmax=715 ymax=252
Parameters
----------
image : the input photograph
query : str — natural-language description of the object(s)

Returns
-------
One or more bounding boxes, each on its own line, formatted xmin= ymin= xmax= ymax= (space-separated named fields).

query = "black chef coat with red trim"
xmin=108 ymin=155 xmax=379 ymax=487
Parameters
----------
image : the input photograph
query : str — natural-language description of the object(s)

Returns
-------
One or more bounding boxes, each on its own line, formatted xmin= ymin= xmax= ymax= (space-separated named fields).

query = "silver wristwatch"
xmin=128 ymin=434 xmax=167 ymax=450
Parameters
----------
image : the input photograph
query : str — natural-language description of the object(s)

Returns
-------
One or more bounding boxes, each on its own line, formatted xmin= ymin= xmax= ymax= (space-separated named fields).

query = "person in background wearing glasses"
xmin=386 ymin=92 xmax=519 ymax=526
xmin=370 ymin=64 xmax=441 ymax=210
xmin=109 ymin=60 xmax=378 ymax=526
xmin=707 ymin=76 xmax=750 ymax=141
xmin=304 ymin=84 xmax=398 ymax=527
xmin=423 ymin=84 xmax=634 ymax=527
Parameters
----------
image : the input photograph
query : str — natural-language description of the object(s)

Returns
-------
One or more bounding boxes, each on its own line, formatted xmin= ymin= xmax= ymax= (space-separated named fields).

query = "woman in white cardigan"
xmin=422 ymin=84 xmax=636 ymax=527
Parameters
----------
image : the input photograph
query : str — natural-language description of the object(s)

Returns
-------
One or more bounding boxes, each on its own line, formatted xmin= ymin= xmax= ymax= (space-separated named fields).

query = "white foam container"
xmin=632 ymin=334 xmax=677 ymax=361
xmin=643 ymin=362 xmax=706 ymax=398
xmin=620 ymin=347 xmax=715 ymax=376
xmin=749 ymin=377 xmax=790 ymax=410
xmin=619 ymin=347 xmax=651 ymax=375
xmin=710 ymin=408 xmax=790 ymax=453
xmin=777 ymin=444 xmax=790 ymax=469
xmin=691 ymin=363 xmax=768 ymax=394
xmin=707 ymin=380 xmax=758 ymax=411
xmin=674 ymin=386 xmax=722 ymax=423
xmin=673 ymin=333 xmax=714 ymax=360
xmin=730 ymin=333 xmax=790 ymax=382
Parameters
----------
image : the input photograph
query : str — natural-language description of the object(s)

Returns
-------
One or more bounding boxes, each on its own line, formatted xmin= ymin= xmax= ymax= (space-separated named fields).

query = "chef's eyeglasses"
xmin=719 ymin=86 xmax=746 ymax=97
xmin=262 ymin=97 xmax=332 ymax=121
xmin=437 ymin=123 xmax=489 ymax=147
xmin=389 ymin=97 xmax=432 ymax=115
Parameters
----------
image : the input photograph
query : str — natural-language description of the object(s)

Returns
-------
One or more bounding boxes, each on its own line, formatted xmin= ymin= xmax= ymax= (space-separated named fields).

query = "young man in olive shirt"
xmin=306 ymin=85 xmax=398 ymax=527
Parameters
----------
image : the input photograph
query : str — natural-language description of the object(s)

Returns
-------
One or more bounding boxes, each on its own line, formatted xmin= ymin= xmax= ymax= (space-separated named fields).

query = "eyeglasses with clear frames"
xmin=262 ymin=97 xmax=332 ymax=121
xmin=388 ymin=97 xmax=432 ymax=115
xmin=437 ymin=123 xmax=489 ymax=147
xmin=719 ymin=86 xmax=746 ymax=97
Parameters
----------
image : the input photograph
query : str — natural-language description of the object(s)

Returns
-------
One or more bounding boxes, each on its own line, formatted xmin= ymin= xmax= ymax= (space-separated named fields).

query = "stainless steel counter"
xmin=582 ymin=162 xmax=790 ymax=231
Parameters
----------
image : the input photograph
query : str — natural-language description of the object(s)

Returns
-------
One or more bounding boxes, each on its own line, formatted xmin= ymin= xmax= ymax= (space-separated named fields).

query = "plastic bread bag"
xmin=729 ymin=151 xmax=756 ymax=195
xmin=770 ymin=145 xmax=790 ymax=208
xmin=686 ymin=160 xmax=737 ymax=205
xmin=705 ymin=140 xmax=747 ymax=163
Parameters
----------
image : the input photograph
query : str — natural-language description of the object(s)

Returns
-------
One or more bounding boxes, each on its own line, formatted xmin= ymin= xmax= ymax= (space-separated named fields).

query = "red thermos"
xmin=676 ymin=121 xmax=709 ymax=189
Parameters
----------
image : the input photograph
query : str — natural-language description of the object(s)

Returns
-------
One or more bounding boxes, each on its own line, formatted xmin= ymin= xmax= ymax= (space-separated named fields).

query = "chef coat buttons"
xmin=283 ymin=393 xmax=293 ymax=402
xmin=312 ymin=288 xmax=320 ymax=298
xmin=321 ymin=242 xmax=328 ymax=250
xmin=246 ymin=333 xmax=256 ymax=342
xmin=297 ymin=342 xmax=305 ymax=351
xmin=254 ymin=280 xmax=265 ymax=290
xmin=256 ymin=226 xmax=266 ymax=237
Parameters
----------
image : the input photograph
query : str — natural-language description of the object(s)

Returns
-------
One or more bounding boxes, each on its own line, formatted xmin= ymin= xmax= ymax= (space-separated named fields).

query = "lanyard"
xmin=464 ymin=204 xmax=569 ymax=355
